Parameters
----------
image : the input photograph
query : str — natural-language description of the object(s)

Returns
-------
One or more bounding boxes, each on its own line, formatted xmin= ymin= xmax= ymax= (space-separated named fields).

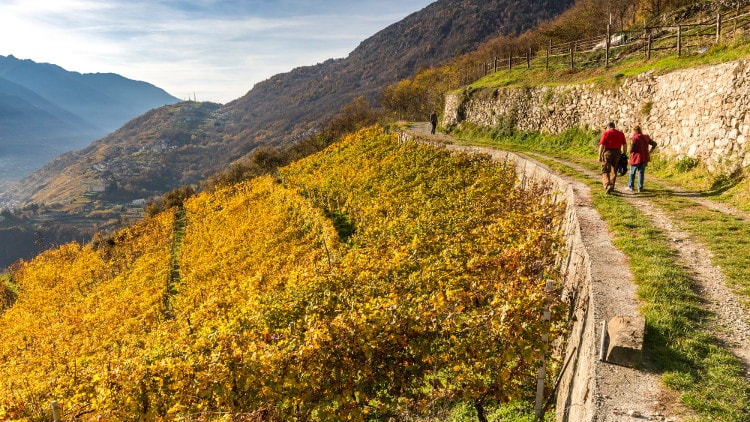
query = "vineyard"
xmin=0 ymin=127 xmax=566 ymax=421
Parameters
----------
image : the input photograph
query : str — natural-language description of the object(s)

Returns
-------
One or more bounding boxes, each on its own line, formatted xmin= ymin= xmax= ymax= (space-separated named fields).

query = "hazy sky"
xmin=0 ymin=0 xmax=434 ymax=103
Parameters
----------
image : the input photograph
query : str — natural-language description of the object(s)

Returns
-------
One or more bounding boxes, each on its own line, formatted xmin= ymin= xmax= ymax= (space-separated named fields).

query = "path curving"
xmin=405 ymin=123 xmax=686 ymax=421
xmin=525 ymin=152 xmax=750 ymax=381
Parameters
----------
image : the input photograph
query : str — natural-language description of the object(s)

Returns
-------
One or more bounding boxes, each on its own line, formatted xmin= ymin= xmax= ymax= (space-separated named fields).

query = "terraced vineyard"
xmin=0 ymin=127 xmax=566 ymax=421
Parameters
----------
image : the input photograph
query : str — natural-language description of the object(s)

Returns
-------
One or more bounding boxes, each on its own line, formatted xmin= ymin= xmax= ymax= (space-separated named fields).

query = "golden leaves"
xmin=0 ymin=127 xmax=565 ymax=420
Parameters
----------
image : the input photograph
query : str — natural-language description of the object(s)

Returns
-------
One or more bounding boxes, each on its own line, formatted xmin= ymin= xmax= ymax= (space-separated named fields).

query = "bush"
xmin=675 ymin=156 xmax=700 ymax=173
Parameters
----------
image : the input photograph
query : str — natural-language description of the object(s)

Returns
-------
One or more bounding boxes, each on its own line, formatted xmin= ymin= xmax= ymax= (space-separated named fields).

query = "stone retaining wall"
xmin=443 ymin=59 xmax=750 ymax=173
xmin=400 ymin=131 xmax=602 ymax=421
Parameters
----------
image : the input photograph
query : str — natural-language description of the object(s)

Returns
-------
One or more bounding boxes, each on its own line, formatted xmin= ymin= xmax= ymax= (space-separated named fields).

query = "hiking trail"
xmin=405 ymin=122 xmax=750 ymax=421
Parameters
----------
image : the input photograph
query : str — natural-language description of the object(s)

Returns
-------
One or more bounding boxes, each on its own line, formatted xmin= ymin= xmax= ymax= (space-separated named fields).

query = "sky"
xmin=0 ymin=0 xmax=435 ymax=103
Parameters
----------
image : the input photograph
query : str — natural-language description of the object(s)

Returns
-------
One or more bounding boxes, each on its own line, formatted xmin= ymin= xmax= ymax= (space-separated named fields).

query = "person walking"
xmin=429 ymin=112 xmax=438 ymax=135
xmin=626 ymin=125 xmax=657 ymax=192
xmin=598 ymin=122 xmax=627 ymax=194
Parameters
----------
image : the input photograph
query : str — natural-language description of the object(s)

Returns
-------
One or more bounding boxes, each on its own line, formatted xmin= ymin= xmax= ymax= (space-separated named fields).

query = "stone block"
xmin=606 ymin=315 xmax=645 ymax=368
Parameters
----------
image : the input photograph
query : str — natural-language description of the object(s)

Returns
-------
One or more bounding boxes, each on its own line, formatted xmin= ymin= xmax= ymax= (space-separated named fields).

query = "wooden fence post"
xmin=51 ymin=401 xmax=60 ymax=422
xmin=546 ymin=39 xmax=551 ymax=70
xmin=605 ymin=24 xmax=611 ymax=67
xmin=508 ymin=51 xmax=513 ymax=70
xmin=716 ymin=13 xmax=722 ymax=44
xmin=494 ymin=57 xmax=498 ymax=73
xmin=527 ymin=48 xmax=531 ymax=69
xmin=534 ymin=280 xmax=555 ymax=420
xmin=734 ymin=3 xmax=740 ymax=40
xmin=677 ymin=25 xmax=682 ymax=56
xmin=569 ymin=47 xmax=574 ymax=69
xmin=647 ymin=33 xmax=652 ymax=60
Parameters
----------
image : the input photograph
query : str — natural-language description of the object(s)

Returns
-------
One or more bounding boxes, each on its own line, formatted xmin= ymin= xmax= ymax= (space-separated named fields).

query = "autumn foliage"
xmin=0 ymin=127 xmax=565 ymax=420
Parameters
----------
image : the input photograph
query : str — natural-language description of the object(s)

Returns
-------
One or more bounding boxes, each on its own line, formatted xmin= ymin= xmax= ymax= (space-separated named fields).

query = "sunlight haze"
xmin=0 ymin=0 xmax=434 ymax=103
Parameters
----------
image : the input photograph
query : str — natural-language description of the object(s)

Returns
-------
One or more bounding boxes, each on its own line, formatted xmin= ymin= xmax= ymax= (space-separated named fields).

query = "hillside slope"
xmin=13 ymin=0 xmax=574 ymax=207
xmin=0 ymin=54 xmax=180 ymax=179
xmin=0 ymin=127 xmax=564 ymax=420
xmin=223 ymin=0 xmax=575 ymax=144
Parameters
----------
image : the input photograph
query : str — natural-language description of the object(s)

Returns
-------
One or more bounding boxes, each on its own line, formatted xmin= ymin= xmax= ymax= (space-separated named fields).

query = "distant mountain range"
xmin=14 ymin=0 xmax=574 ymax=207
xmin=0 ymin=54 xmax=180 ymax=180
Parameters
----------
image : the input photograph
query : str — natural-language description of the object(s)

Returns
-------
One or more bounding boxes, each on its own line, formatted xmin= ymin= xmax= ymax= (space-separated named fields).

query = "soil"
xmin=529 ymin=153 xmax=750 ymax=380
xmin=405 ymin=123 xmax=750 ymax=421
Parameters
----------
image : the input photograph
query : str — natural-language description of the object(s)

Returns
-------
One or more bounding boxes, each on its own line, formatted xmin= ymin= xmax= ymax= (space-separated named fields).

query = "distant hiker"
xmin=598 ymin=121 xmax=627 ymax=194
xmin=429 ymin=112 xmax=438 ymax=135
xmin=626 ymin=125 xmax=657 ymax=193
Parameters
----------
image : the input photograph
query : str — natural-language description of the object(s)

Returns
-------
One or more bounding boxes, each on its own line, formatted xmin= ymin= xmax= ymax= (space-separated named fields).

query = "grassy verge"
xmin=648 ymin=193 xmax=750 ymax=305
xmin=468 ymin=38 xmax=750 ymax=93
xmin=449 ymin=126 xmax=750 ymax=421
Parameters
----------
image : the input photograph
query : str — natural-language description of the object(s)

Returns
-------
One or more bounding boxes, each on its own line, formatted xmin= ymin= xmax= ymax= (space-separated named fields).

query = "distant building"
xmin=90 ymin=182 xmax=107 ymax=193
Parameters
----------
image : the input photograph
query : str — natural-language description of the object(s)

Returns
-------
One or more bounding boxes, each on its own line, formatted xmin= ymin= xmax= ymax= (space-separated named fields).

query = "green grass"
xmin=449 ymin=126 xmax=750 ymax=421
xmin=648 ymin=194 xmax=750 ymax=305
xmin=465 ymin=37 xmax=750 ymax=93
xmin=0 ymin=273 xmax=17 ymax=310
xmin=440 ymin=401 xmax=552 ymax=422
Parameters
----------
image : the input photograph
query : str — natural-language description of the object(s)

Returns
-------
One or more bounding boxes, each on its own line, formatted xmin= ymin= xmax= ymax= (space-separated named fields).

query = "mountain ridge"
xmin=14 ymin=0 xmax=574 ymax=207
xmin=0 ymin=54 xmax=180 ymax=179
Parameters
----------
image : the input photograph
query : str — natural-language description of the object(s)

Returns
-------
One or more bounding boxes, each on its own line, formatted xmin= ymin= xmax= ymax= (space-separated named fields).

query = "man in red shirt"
xmin=598 ymin=122 xmax=627 ymax=194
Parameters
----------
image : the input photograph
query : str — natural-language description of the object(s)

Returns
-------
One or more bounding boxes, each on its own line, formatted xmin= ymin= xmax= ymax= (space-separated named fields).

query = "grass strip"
xmin=647 ymin=193 xmax=750 ymax=305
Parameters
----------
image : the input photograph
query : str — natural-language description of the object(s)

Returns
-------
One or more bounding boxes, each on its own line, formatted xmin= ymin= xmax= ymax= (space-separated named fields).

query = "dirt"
xmin=405 ymin=123 xmax=750 ymax=420
xmin=530 ymin=153 xmax=750 ymax=381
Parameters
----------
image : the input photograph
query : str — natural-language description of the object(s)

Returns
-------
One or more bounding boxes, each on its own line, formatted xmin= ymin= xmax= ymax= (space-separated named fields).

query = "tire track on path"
xmin=523 ymin=151 xmax=750 ymax=381
xmin=405 ymin=123 xmax=684 ymax=421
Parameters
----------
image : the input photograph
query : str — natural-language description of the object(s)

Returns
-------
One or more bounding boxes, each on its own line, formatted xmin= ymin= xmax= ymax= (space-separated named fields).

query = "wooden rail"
xmin=469 ymin=6 xmax=750 ymax=83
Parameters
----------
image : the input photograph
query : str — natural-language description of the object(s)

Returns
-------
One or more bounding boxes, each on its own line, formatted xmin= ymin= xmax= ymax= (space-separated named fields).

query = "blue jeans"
xmin=628 ymin=163 xmax=647 ymax=190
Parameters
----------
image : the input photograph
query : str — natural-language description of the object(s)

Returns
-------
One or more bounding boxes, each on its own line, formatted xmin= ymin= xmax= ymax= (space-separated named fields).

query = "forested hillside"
xmin=0 ymin=128 xmax=565 ymax=420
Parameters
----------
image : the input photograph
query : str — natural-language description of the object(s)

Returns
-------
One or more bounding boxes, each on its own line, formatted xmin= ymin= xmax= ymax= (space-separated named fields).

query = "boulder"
xmin=606 ymin=315 xmax=645 ymax=368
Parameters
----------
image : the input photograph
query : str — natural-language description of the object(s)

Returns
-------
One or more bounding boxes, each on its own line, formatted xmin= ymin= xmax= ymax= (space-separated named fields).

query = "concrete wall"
xmin=443 ymin=59 xmax=750 ymax=173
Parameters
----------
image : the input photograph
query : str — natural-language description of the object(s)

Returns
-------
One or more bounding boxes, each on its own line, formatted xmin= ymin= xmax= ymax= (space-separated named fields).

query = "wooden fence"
xmin=475 ymin=8 xmax=750 ymax=81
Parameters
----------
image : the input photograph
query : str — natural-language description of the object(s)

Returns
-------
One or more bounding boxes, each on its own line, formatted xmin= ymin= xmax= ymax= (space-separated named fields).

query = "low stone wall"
xmin=443 ymin=59 xmax=750 ymax=173
xmin=400 ymin=130 xmax=604 ymax=421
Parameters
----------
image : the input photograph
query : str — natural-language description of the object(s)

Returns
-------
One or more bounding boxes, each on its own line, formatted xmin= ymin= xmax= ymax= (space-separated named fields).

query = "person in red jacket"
xmin=626 ymin=125 xmax=657 ymax=192
xmin=598 ymin=122 xmax=627 ymax=194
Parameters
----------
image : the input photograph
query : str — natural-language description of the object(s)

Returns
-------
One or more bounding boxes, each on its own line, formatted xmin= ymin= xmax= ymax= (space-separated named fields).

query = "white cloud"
xmin=0 ymin=0 xmax=434 ymax=103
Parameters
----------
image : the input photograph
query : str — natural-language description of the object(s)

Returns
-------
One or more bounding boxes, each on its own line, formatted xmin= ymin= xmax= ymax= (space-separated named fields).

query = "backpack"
xmin=617 ymin=153 xmax=629 ymax=176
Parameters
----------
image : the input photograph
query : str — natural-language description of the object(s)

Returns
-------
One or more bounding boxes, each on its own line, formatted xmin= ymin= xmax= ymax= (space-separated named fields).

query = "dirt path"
xmin=523 ymin=152 xmax=750 ymax=380
xmin=406 ymin=124 xmax=684 ymax=420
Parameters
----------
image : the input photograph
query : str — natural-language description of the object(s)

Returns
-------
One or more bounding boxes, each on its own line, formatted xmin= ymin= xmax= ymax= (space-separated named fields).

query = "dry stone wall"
xmin=444 ymin=59 xmax=750 ymax=173
xmin=400 ymin=130 xmax=608 ymax=421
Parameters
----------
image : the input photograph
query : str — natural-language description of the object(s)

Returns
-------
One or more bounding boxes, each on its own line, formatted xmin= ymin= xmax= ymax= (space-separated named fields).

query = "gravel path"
xmin=527 ymin=152 xmax=750 ymax=381
xmin=406 ymin=123 xmax=750 ymax=420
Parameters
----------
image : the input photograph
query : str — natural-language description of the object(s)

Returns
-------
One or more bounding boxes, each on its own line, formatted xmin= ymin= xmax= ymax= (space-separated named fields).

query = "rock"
xmin=606 ymin=315 xmax=645 ymax=368
xmin=627 ymin=409 xmax=642 ymax=417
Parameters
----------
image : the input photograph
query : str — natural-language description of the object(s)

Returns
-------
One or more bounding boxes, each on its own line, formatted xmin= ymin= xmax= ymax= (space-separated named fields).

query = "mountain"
xmin=13 ymin=0 xmax=574 ymax=208
xmin=0 ymin=55 xmax=180 ymax=180
xmin=0 ymin=0 xmax=575 ymax=269
xmin=224 ymin=0 xmax=575 ymax=144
